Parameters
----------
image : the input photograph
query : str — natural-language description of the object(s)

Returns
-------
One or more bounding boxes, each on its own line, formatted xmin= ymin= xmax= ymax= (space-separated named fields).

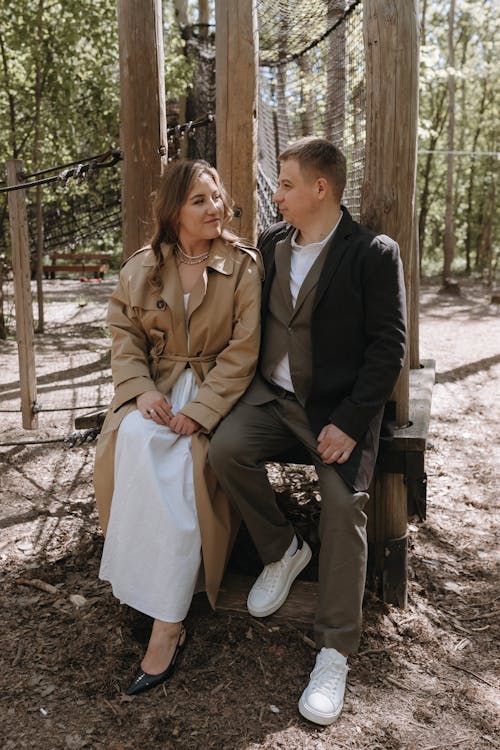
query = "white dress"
xmin=99 ymin=294 xmax=201 ymax=622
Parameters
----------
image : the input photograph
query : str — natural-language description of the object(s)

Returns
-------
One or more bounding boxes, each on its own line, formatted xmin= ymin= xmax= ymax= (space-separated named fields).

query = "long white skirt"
xmin=99 ymin=369 xmax=201 ymax=622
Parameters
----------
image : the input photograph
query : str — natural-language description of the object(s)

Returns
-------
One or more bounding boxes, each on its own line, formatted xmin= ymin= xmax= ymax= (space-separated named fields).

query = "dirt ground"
xmin=0 ymin=276 xmax=499 ymax=750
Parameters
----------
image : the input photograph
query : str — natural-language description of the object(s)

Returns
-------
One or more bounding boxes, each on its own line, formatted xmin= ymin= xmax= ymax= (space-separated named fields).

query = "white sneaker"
xmin=298 ymin=648 xmax=348 ymax=725
xmin=247 ymin=536 xmax=312 ymax=617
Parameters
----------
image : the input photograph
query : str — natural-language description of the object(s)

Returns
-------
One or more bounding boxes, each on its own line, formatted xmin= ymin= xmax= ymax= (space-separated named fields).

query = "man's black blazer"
xmin=257 ymin=206 xmax=407 ymax=492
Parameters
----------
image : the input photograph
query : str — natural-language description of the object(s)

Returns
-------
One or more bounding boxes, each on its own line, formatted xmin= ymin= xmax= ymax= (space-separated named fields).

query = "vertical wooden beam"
xmin=7 ymin=159 xmax=38 ymax=429
xmin=117 ymin=0 xmax=168 ymax=260
xmin=216 ymin=0 xmax=258 ymax=244
xmin=0 ymin=254 xmax=7 ymax=340
xmin=361 ymin=0 xmax=419 ymax=606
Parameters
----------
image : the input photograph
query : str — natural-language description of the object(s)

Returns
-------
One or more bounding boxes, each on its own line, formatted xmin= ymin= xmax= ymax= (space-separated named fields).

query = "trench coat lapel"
xmin=153 ymin=244 xmax=188 ymax=347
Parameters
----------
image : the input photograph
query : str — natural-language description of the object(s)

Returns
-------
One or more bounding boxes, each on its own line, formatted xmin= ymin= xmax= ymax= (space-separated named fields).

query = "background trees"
xmin=0 ymin=1 xmax=497 ymax=281
xmin=418 ymin=0 xmax=498 ymax=281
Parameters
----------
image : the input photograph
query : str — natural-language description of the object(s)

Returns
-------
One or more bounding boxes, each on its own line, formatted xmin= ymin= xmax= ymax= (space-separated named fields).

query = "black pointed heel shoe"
xmin=125 ymin=624 xmax=188 ymax=696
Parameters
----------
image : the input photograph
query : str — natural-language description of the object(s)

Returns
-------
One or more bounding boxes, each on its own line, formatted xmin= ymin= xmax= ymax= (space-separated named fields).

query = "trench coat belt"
xmin=157 ymin=352 xmax=217 ymax=368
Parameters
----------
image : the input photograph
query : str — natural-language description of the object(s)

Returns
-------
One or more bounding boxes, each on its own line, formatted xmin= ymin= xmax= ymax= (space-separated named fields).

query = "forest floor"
xmin=0 ymin=276 xmax=499 ymax=750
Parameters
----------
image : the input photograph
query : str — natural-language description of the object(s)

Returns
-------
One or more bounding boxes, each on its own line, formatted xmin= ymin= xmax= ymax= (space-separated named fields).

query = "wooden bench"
xmin=43 ymin=252 xmax=112 ymax=279
xmin=77 ymin=360 xmax=435 ymax=617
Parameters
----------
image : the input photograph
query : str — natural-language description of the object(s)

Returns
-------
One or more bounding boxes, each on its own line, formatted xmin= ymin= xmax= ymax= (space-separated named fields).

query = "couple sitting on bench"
xmin=94 ymin=137 xmax=406 ymax=725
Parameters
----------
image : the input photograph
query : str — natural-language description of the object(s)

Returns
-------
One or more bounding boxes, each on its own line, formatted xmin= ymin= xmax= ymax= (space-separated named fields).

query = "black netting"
xmin=257 ymin=0 xmax=365 ymax=231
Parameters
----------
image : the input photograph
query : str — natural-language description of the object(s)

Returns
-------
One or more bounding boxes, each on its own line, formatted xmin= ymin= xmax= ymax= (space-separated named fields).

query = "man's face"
xmin=273 ymin=158 xmax=318 ymax=229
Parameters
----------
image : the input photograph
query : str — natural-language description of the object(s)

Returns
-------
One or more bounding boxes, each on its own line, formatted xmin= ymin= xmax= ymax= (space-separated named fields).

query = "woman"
xmin=93 ymin=159 xmax=262 ymax=695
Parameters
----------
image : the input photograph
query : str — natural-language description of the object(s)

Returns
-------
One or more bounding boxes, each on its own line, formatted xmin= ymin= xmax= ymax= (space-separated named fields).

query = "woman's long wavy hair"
xmin=148 ymin=159 xmax=238 ymax=289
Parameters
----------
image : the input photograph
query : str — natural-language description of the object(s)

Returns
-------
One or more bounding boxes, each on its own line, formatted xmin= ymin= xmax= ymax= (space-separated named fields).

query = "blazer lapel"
xmin=313 ymin=207 xmax=355 ymax=310
xmin=274 ymin=236 xmax=293 ymax=313
xmin=291 ymin=241 xmax=330 ymax=320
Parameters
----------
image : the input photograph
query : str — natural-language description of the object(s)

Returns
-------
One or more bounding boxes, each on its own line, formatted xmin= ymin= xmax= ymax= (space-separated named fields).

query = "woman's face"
xmin=177 ymin=172 xmax=224 ymax=249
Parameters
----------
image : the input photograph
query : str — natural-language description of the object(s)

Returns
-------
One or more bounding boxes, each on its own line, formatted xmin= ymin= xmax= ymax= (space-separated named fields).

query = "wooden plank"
xmin=392 ymin=360 xmax=435 ymax=451
xmin=117 ymin=0 xmax=167 ymax=260
xmin=43 ymin=264 xmax=103 ymax=274
xmin=75 ymin=409 xmax=107 ymax=430
xmin=217 ymin=573 xmax=318 ymax=624
xmin=6 ymin=159 xmax=38 ymax=429
xmin=75 ymin=361 xmax=435 ymax=451
xmin=216 ymin=0 xmax=258 ymax=244
xmin=50 ymin=253 xmax=112 ymax=262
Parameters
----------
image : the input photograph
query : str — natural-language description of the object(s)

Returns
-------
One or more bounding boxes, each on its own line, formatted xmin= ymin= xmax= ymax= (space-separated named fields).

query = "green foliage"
xmin=0 ymin=1 xmax=195 ymax=260
xmin=418 ymin=0 xmax=499 ymax=279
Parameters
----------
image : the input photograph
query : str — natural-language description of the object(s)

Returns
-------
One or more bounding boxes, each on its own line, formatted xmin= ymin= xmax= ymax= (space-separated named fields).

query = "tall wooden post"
xmin=7 ymin=159 xmax=38 ymax=429
xmin=216 ymin=0 xmax=258 ymax=244
xmin=117 ymin=0 xmax=168 ymax=260
xmin=361 ymin=0 xmax=419 ymax=606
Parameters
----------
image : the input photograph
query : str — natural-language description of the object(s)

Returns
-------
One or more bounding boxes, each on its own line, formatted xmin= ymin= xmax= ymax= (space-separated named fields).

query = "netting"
xmin=26 ymin=174 xmax=121 ymax=254
xmin=1 ymin=5 xmax=365 ymax=260
xmin=168 ymin=3 xmax=365 ymax=233
xmin=257 ymin=0 xmax=365 ymax=231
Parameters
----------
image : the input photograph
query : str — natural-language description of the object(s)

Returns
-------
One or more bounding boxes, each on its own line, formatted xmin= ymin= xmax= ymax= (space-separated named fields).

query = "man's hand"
xmin=169 ymin=413 xmax=201 ymax=436
xmin=317 ymin=423 xmax=356 ymax=464
xmin=136 ymin=391 xmax=173 ymax=426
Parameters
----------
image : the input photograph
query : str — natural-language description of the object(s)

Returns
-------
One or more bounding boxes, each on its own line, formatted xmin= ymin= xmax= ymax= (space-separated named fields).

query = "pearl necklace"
xmin=175 ymin=243 xmax=210 ymax=265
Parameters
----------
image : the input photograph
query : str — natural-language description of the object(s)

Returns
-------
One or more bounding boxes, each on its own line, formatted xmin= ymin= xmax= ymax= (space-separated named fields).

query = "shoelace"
xmin=308 ymin=655 xmax=348 ymax=697
xmin=258 ymin=558 xmax=289 ymax=592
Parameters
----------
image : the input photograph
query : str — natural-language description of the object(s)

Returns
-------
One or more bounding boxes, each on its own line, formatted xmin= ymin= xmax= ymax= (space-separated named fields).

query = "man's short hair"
xmin=279 ymin=137 xmax=346 ymax=199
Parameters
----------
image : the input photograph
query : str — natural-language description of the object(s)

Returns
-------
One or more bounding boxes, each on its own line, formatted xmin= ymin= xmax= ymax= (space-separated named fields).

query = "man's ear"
xmin=316 ymin=177 xmax=329 ymax=200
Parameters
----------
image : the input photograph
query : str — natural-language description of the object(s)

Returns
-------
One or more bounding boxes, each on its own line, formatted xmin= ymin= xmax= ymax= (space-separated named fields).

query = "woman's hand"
xmin=137 ymin=391 xmax=173 ymax=426
xmin=169 ymin=413 xmax=201 ymax=436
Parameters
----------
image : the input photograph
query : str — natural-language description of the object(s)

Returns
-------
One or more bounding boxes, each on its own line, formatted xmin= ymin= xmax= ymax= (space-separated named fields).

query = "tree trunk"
xmin=442 ymin=0 xmax=456 ymax=286
xmin=298 ymin=54 xmax=314 ymax=137
xmin=198 ymin=0 xmax=209 ymax=40
xmin=33 ymin=0 xmax=45 ymax=333
xmin=464 ymin=81 xmax=487 ymax=273
xmin=325 ymin=0 xmax=346 ymax=149
xmin=418 ymin=86 xmax=447 ymax=272
xmin=174 ymin=0 xmax=189 ymax=157
xmin=276 ymin=12 xmax=290 ymax=154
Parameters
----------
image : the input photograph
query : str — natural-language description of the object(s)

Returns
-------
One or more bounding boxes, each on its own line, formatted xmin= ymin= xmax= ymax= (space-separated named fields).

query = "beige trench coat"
xmin=94 ymin=238 xmax=262 ymax=608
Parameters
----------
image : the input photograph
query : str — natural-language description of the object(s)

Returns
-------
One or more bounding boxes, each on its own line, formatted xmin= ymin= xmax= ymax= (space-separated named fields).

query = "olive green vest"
xmin=260 ymin=235 xmax=330 ymax=406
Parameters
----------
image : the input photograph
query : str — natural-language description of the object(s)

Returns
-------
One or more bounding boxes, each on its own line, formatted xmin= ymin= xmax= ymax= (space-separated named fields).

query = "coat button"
xmin=156 ymin=300 xmax=166 ymax=309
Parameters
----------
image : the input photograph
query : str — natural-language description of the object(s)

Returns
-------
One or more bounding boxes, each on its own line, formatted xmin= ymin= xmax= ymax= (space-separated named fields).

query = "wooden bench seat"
xmin=43 ymin=252 xmax=112 ymax=279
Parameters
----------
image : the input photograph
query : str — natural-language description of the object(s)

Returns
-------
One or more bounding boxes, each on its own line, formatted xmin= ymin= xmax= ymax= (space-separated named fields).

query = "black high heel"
xmin=125 ymin=624 xmax=188 ymax=696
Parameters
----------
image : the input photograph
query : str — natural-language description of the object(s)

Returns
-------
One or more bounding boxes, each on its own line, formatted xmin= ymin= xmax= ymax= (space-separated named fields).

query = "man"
xmin=209 ymin=137 xmax=407 ymax=725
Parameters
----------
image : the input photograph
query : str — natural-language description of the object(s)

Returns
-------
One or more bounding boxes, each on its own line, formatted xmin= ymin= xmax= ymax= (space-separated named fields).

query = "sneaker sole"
xmin=247 ymin=542 xmax=312 ymax=618
xmin=298 ymin=694 xmax=342 ymax=726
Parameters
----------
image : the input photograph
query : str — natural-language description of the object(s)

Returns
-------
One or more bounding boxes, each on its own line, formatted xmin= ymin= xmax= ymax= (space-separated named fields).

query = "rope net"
xmin=257 ymin=0 xmax=365 ymax=231
xmin=167 ymin=3 xmax=365 ymax=234
xmin=0 ymin=5 xmax=365 ymax=261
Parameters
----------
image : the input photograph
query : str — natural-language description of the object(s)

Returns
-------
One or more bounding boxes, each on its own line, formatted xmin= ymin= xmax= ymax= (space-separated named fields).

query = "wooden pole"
xmin=0 ymin=254 xmax=7 ymax=340
xmin=6 ymin=159 xmax=38 ymax=429
xmin=361 ymin=0 xmax=419 ymax=606
xmin=216 ymin=0 xmax=258 ymax=244
xmin=117 ymin=0 xmax=168 ymax=260
xmin=35 ymin=185 xmax=45 ymax=333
